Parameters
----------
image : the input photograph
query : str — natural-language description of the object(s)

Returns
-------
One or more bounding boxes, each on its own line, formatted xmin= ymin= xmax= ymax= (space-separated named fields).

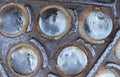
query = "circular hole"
xmin=38 ymin=5 xmax=72 ymax=39
xmin=11 ymin=48 xmax=37 ymax=75
xmin=0 ymin=3 xmax=29 ymax=37
xmin=7 ymin=43 xmax=42 ymax=76
xmin=57 ymin=46 xmax=88 ymax=75
xmin=84 ymin=11 xmax=113 ymax=40
xmin=95 ymin=69 xmax=119 ymax=77
xmin=1 ymin=7 xmax=24 ymax=34
xmin=115 ymin=39 xmax=120 ymax=62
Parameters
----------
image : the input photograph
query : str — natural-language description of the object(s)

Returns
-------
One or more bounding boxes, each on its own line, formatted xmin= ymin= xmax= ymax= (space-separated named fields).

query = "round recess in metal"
xmin=38 ymin=5 xmax=72 ymax=40
xmin=0 ymin=3 xmax=29 ymax=37
xmin=57 ymin=45 xmax=88 ymax=75
xmin=7 ymin=43 xmax=42 ymax=77
xmin=79 ymin=11 xmax=113 ymax=44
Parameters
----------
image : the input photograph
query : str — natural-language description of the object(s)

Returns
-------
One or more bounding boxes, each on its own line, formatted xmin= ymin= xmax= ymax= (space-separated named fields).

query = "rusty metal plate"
xmin=0 ymin=0 xmax=120 ymax=77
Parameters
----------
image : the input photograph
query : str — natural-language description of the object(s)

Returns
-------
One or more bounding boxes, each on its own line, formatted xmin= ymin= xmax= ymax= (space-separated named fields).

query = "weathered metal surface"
xmin=0 ymin=0 xmax=119 ymax=77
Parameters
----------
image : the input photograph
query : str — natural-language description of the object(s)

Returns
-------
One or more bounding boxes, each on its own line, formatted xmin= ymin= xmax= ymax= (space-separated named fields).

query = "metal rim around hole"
xmin=37 ymin=4 xmax=72 ymax=40
xmin=7 ymin=43 xmax=42 ymax=77
xmin=55 ymin=44 xmax=89 ymax=76
xmin=0 ymin=3 xmax=29 ymax=37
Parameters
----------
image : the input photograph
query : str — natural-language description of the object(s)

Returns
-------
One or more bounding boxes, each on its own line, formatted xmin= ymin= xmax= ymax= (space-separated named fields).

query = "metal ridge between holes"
xmin=87 ymin=30 xmax=120 ymax=77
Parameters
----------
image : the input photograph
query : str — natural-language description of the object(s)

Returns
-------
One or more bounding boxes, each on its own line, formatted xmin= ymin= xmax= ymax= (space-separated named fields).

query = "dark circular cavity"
xmin=57 ymin=46 xmax=87 ymax=75
xmin=39 ymin=8 xmax=67 ymax=37
xmin=10 ymin=46 xmax=38 ymax=75
xmin=84 ymin=11 xmax=113 ymax=40
xmin=0 ymin=7 xmax=24 ymax=34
